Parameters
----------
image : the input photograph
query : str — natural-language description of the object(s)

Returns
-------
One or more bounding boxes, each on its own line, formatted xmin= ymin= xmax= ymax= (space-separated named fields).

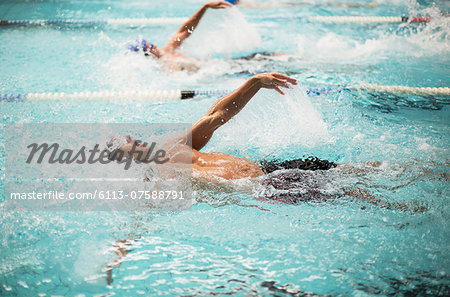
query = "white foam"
xmin=102 ymin=53 xmax=162 ymax=90
xmin=296 ymin=5 xmax=450 ymax=62
xmin=99 ymin=8 xmax=263 ymax=86
xmin=211 ymin=84 xmax=332 ymax=157
xmin=180 ymin=7 xmax=262 ymax=59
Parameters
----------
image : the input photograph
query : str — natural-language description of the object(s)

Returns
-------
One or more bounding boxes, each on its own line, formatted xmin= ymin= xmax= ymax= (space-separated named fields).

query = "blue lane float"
xmin=0 ymin=18 xmax=188 ymax=26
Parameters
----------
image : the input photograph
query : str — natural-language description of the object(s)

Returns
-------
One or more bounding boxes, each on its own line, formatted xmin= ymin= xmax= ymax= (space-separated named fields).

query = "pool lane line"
xmin=0 ymin=15 xmax=442 ymax=27
xmin=304 ymin=16 xmax=432 ymax=23
xmin=0 ymin=18 xmax=188 ymax=26
xmin=1 ymin=86 xmax=449 ymax=102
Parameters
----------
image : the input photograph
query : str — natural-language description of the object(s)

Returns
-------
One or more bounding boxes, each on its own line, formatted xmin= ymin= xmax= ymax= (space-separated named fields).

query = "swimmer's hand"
xmin=204 ymin=1 xmax=233 ymax=9
xmin=254 ymin=72 xmax=298 ymax=95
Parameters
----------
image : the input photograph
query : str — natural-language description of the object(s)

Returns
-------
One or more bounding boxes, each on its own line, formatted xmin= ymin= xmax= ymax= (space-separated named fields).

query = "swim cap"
xmin=105 ymin=135 xmax=127 ymax=160
xmin=127 ymin=39 xmax=153 ymax=53
xmin=225 ymin=0 xmax=239 ymax=4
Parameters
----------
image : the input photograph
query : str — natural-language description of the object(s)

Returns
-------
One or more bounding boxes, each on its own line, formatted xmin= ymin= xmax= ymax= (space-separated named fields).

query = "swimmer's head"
xmin=128 ymin=39 xmax=161 ymax=58
xmin=106 ymin=134 xmax=145 ymax=161
xmin=225 ymin=0 xmax=240 ymax=4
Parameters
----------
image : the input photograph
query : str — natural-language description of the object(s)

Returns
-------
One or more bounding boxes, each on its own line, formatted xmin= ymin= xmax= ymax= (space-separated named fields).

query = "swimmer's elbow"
xmin=208 ymin=110 xmax=229 ymax=128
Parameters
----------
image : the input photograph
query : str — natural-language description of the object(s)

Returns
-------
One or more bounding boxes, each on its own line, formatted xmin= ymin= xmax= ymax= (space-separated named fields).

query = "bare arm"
xmin=163 ymin=1 xmax=232 ymax=53
xmin=191 ymin=73 xmax=297 ymax=151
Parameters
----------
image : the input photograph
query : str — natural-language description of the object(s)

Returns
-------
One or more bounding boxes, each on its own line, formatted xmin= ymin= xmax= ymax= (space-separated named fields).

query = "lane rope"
xmin=305 ymin=16 xmax=435 ymax=23
xmin=1 ymin=85 xmax=448 ymax=102
xmin=0 ymin=18 xmax=188 ymax=26
xmin=349 ymin=84 xmax=450 ymax=96
xmin=0 ymin=16 xmax=439 ymax=26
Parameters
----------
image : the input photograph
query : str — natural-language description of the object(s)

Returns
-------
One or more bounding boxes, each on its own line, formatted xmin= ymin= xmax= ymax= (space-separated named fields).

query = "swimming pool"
xmin=1 ymin=0 xmax=449 ymax=295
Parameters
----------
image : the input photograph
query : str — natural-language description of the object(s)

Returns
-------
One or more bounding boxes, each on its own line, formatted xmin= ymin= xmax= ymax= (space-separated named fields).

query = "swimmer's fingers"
xmin=272 ymin=77 xmax=290 ymax=88
xmin=255 ymin=72 xmax=297 ymax=95
xmin=272 ymin=73 xmax=298 ymax=85
xmin=266 ymin=82 xmax=287 ymax=95
xmin=263 ymin=84 xmax=283 ymax=95
xmin=273 ymin=86 xmax=285 ymax=95
xmin=219 ymin=1 xmax=233 ymax=8
xmin=206 ymin=1 xmax=233 ymax=9
xmin=270 ymin=76 xmax=291 ymax=93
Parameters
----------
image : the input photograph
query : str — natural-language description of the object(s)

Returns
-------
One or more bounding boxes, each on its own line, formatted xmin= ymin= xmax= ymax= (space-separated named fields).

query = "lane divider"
xmin=1 ymin=86 xmax=448 ymax=102
xmin=0 ymin=18 xmax=188 ymax=26
xmin=349 ymin=84 xmax=450 ymax=96
xmin=0 ymin=15 xmax=439 ymax=27
xmin=306 ymin=16 xmax=433 ymax=23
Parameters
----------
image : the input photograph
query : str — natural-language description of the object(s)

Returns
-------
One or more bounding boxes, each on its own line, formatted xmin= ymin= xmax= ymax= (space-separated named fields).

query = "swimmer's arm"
xmin=163 ymin=1 xmax=232 ymax=52
xmin=191 ymin=73 xmax=297 ymax=150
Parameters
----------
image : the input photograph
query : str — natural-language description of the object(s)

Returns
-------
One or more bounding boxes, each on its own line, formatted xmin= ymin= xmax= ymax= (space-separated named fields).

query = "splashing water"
xmin=210 ymin=84 xmax=332 ymax=158
xmin=100 ymin=7 xmax=263 ymax=89
xmin=296 ymin=5 xmax=449 ymax=62
xmin=1 ymin=1 xmax=449 ymax=295
xmin=102 ymin=50 xmax=161 ymax=91
xmin=181 ymin=7 xmax=262 ymax=59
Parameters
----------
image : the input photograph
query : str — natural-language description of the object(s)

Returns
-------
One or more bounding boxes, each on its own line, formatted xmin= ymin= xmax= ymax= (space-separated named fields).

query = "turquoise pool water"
xmin=1 ymin=0 xmax=449 ymax=296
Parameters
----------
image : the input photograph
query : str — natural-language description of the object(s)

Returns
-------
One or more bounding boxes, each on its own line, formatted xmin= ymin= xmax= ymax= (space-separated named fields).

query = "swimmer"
xmin=128 ymin=1 xmax=234 ymax=72
xmin=127 ymin=1 xmax=287 ymax=71
xmin=106 ymin=72 xmax=426 ymax=212
xmin=107 ymin=72 xmax=298 ymax=180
